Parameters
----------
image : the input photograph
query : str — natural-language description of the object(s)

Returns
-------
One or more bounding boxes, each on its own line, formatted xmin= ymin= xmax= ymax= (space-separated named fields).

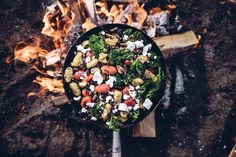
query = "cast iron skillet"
xmin=63 ymin=23 xmax=166 ymax=129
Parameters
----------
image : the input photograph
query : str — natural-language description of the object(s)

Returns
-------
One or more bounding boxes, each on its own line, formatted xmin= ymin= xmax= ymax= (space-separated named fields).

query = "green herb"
xmin=113 ymin=73 xmax=125 ymax=87
xmin=131 ymin=60 xmax=144 ymax=75
xmin=109 ymin=115 xmax=119 ymax=130
xmin=131 ymin=31 xmax=144 ymax=41
xmin=88 ymin=103 xmax=103 ymax=117
xmin=132 ymin=110 xmax=140 ymax=122
xmin=123 ymin=29 xmax=132 ymax=35
xmin=89 ymin=34 xmax=107 ymax=58
xmin=108 ymin=48 xmax=133 ymax=65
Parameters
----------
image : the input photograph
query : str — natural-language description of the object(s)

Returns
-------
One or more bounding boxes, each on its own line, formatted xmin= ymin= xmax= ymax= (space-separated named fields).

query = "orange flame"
xmin=7 ymin=0 xmax=172 ymax=97
xmin=28 ymin=76 xmax=64 ymax=97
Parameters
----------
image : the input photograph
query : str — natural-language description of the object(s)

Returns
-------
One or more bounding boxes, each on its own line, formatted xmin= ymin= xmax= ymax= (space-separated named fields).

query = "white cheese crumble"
xmin=91 ymin=116 xmax=97 ymax=121
xmin=106 ymin=122 xmax=110 ymax=126
xmin=73 ymin=96 xmax=81 ymax=101
xmin=143 ymin=44 xmax=152 ymax=56
xmin=89 ymin=85 xmax=95 ymax=92
xmin=147 ymin=53 xmax=151 ymax=57
xmin=118 ymin=103 xmax=129 ymax=112
xmin=123 ymin=94 xmax=130 ymax=100
xmin=135 ymin=86 xmax=140 ymax=89
xmin=154 ymin=56 xmax=157 ymax=59
xmin=85 ymin=56 xmax=91 ymax=63
xmin=105 ymin=95 xmax=113 ymax=103
xmin=129 ymin=85 xmax=135 ymax=91
xmin=123 ymin=35 xmax=128 ymax=41
xmin=105 ymin=76 xmax=116 ymax=88
xmin=129 ymin=91 xmax=137 ymax=98
xmin=109 ymin=91 xmax=114 ymax=95
xmin=126 ymin=41 xmax=135 ymax=51
xmin=101 ymin=31 xmax=105 ymax=35
xmin=76 ymin=44 xmax=89 ymax=53
xmin=87 ymin=103 xmax=95 ymax=107
xmin=112 ymin=109 xmax=118 ymax=113
xmin=92 ymin=71 xmax=103 ymax=84
xmin=128 ymin=106 xmax=133 ymax=111
xmin=134 ymin=40 xmax=144 ymax=48
xmin=81 ymin=107 xmax=87 ymax=113
xmin=133 ymin=103 xmax=140 ymax=111
xmin=143 ymin=98 xmax=153 ymax=110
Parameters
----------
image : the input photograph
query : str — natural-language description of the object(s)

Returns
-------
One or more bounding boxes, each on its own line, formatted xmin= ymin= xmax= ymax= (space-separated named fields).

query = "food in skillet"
xmin=64 ymin=28 xmax=165 ymax=129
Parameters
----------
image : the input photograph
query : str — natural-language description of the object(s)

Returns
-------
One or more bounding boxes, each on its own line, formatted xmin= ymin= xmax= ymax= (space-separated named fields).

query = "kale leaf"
xmin=89 ymin=34 xmax=107 ymax=58
xmin=108 ymin=48 xmax=133 ymax=65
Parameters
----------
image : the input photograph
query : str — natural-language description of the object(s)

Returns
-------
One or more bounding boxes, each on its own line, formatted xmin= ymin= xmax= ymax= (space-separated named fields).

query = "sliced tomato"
xmin=81 ymin=96 xmax=92 ymax=106
xmin=95 ymin=84 xmax=110 ymax=93
xmin=124 ymin=98 xmax=136 ymax=107
xmin=74 ymin=70 xmax=85 ymax=80
xmin=123 ymin=86 xmax=129 ymax=94
xmin=82 ymin=89 xmax=91 ymax=96
xmin=124 ymin=60 xmax=131 ymax=65
xmin=82 ymin=74 xmax=94 ymax=82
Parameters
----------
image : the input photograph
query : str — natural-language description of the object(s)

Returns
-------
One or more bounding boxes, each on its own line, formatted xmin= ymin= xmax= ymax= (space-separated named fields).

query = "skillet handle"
xmin=112 ymin=129 xmax=121 ymax=157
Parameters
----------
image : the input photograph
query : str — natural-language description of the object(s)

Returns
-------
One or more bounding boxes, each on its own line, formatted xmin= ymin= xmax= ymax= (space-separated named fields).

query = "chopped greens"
xmin=131 ymin=110 xmax=140 ymax=122
xmin=108 ymin=115 xmax=119 ymax=130
xmin=108 ymin=48 xmax=134 ymax=65
xmin=89 ymin=34 xmax=107 ymax=58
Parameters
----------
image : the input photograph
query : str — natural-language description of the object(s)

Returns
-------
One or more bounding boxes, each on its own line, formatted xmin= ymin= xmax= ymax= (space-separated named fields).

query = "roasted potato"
xmin=64 ymin=67 xmax=73 ymax=83
xmin=69 ymin=82 xmax=81 ymax=96
xmin=132 ymin=78 xmax=144 ymax=86
xmin=86 ymin=59 xmax=98 ymax=68
xmin=71 ymin=52 xmax=83 ymax=67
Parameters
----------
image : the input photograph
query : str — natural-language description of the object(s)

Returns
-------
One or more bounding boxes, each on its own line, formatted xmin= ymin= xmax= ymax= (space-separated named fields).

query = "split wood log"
xmin=154 ymin=31 xmax=199 ymax=58
xmin=132 ymin=112 xmax=156 ymax=137
xmin=228 ymin=144 xmax=236 ymax=157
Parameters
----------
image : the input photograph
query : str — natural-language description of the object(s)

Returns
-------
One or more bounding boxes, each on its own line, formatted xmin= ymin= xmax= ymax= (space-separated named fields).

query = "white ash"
xmin=161 ymin=67 xmax=171 ymax=109
xmin=146 ymin=26 xmax=156 ymax=38
xmin=176 ymin=106 xmax=187 ymax=116
xmin=174 ymin=68 xmax=184 ymax=94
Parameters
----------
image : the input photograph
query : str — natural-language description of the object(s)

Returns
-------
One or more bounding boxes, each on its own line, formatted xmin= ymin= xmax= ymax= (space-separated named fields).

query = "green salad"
xmin=64 ymin=28 xmax=164 ymax=130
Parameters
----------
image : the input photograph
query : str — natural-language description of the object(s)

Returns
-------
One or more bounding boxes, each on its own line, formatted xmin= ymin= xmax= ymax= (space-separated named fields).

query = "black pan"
xmin=63 ymin=23 xmax=166 ymax=129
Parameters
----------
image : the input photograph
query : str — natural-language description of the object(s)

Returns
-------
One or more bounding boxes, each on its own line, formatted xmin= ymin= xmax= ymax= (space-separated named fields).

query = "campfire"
xmin=6 ymin=0 xmax=191 ymax=97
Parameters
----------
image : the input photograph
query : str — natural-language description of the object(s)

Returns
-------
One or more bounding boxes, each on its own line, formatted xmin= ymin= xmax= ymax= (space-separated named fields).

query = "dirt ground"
xmin=0 ymin=0 xmax=235 ymax=157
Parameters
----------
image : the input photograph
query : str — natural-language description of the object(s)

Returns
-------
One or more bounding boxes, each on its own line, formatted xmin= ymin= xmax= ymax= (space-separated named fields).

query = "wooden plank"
xmin=229 ymin=144 xmax=236 ymax=157
xmin=154 ymin=31 xmax=199 ymax=58
xmin=132 ymin=112 xmax=156 ymax=137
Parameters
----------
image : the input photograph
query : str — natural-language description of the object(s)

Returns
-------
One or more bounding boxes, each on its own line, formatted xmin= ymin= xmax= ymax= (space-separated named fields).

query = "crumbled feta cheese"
xmin=112 ymin=109 xmax=118 ymax=113
xmin=129 ymin=85 xmax=135 ymax=91
xmin=91 ymin=116 xmax=97 ymax=121
xmin=143 ymin=98 xmax=153 ymax=110
xmin=87 ymin=103 xmax=95 ymax=107
xmin=126 ymin=41 xmax=135 ymax=51
xmin=154 ymin=56 xmax=157 ymax=59
xmin=123 ymin=94 xmax=130 ymax=100
xmin=123 ymin=35 xmax=128 ymax=41
xmin=76 ymin=44 xmax=84 ymax=51
xmin=143 ymin=44 xmax=152 ymax=55
xmin=80 ymin=76 xmax=84 ymax=79
xmin=106 ymin=122 xmax=110 ymax=126
xmin=76 ymin=44 xmax=89 ymax=53
xmin=135 ymin=86 xmax=140 ymax=89
xmin=81 ymin=107 xmax=87 ymax=113
xmin=85 ymin=56 xmax=91 ymax=63
xmin=106 ymin=76 xmax=116 ymax=88
xmin=133 ymin=103 xmax=140 ymax=111
xmin=93 ymin=71 xmax=103 ymax=84
xmin=101 ymin=31 xmax=105 ymax=35
xmin=129 ymin=91 xmax=137 ymax=98
xmin=147 ymin=53 xmax=151 ymax=57
xmin=134 ymin=40 xmax=144 ymax=48
xmin=106 ymin=95 xmax=113 ymax=102
xmin=73 ymin=96 xmax=81 ymax=101
xmin=118 ymin=103 xmax=129 ymax=112
xmin=109 ymin=91 xmax=114 ymax=95
xmin=89 ymin=85 xmax=95 ymax=92
xmin=128 ymin=106 xmax=133 ymax=111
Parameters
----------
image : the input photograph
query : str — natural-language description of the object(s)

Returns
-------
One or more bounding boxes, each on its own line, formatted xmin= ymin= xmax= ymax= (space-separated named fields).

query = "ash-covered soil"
xmin=0 ymin=0 xmax=235 ymax=157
